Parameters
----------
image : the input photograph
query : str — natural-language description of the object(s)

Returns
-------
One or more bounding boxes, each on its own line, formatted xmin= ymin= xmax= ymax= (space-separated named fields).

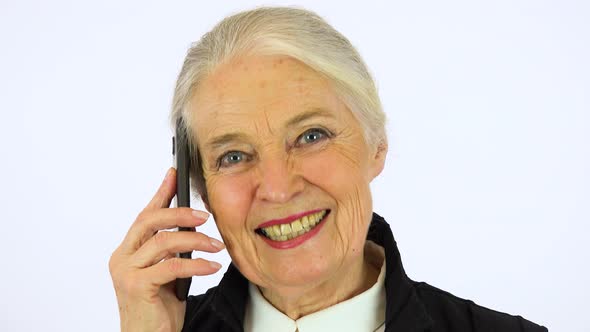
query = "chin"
xmin=260 ymin=243 xmax=344 ymax=293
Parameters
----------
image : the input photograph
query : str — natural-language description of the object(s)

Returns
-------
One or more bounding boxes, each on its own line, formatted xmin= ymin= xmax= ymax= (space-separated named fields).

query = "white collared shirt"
xmin=244 ymin=246 xmax=387 ymax=332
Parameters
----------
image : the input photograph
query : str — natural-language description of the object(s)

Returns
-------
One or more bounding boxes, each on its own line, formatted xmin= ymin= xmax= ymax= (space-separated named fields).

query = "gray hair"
xmin=168 ymin=6 xmax=386 ymax=203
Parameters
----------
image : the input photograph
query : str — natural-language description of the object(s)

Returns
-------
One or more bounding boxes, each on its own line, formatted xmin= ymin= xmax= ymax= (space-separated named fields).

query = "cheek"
xmin=207 ymin=174 xmax=253 ymax=231
xmin=300 ymin=142 xmax=369 ymax=199
xmin=302 ymin=143 xmax=373 ymax=246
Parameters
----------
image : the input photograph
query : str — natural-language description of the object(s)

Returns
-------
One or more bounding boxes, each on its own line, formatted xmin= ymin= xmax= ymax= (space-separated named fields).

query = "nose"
xmin=254 ymin=153 xmax=304 ymax=203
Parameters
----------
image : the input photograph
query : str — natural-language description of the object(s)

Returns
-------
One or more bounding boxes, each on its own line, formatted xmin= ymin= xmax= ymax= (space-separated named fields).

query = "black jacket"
xmin=182 ymin=213 xmax=548 ymax=331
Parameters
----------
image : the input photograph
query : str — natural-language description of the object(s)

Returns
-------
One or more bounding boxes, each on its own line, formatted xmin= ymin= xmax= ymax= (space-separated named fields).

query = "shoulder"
xmin=182 ymin=287 xmax=224 ymax=332
xmin=185 ymin=288 xmax=215 ymax=319
xmin=412 ymin=281 xmax=548 ymax=332
xmin=181 ymin=263 xmax=250 ymax=331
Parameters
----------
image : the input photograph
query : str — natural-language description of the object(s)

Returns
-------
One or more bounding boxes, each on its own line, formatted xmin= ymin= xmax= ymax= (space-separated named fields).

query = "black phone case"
xmin=173 ymin=119 xmax=193 ymax=301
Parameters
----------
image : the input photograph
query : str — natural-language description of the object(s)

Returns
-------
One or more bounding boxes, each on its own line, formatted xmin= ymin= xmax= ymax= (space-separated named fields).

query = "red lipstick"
xmin=256 ymin=209 xmax=330 ymax=250
xmin=257 ymin=208 xmax=326 ymax=229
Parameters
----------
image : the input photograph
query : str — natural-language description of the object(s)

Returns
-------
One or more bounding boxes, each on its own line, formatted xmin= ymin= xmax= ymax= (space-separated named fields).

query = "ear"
xmin=197 ymin=192 xmax=215 ymax=220
xmin=368 ymin=138 xmax=388 ymax=181
xmin=202 ymin=199 xmax=211 ymax=213
xmin=197 ymin=188 xmax=212 ymax=212
xmin=195 ymin=180 xmax=212 ymax=213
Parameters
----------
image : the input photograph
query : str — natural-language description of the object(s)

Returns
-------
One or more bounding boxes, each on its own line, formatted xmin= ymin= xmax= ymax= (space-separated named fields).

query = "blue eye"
xmin=218 ymin=151 xmax=245 ymax=168
xmin=297 ymin=128 xmax=328 ymax=146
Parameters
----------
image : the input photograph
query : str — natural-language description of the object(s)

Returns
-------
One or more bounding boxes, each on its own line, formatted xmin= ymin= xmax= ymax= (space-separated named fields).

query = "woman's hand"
xmin=109 ymin=168 xmax=225 ymax=332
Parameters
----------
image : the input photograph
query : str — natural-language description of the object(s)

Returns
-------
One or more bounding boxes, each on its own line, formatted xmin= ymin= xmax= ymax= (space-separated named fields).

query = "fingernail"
xmin=192 ymin=210 xmax=210 ymax=220
xmin=210 ymin=238 xmax=225 ymax=249
xmin=210 ymin=261 xmax=222 ymax=269
xmin=165 ymin=168 xmax=173 ymax=180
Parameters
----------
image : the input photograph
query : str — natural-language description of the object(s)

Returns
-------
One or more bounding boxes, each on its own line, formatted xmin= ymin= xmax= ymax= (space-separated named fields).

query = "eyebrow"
xmin=206 ymin=132 xmax=250 ymax=149
xmin=285 ymin=108 xmax=335 ymax=127
xmin=205 ymin=108 xmax=335 ymax=149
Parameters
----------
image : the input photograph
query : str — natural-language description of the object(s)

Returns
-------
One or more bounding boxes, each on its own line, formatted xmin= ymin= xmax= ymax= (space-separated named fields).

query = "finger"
xmin=132 ymin=230 xmax=225 ymax=268
xmin=144 ymin=167 xmax=177 ymax=212
xmin=145 ymin=257 xmax=222 ymax=287
xmin=120 ymin=207 xmax=210 ymax=254
xmin=161 ymin=253 xmax=175 ymax=262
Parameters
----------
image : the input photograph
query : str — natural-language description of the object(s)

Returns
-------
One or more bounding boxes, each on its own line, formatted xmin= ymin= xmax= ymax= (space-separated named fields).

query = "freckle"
xmin=243 ymin=66 xmax=248 ymax=71
xmin=278 ymin=59 xmax=283 ymax=64
xmin=259 ymin=81 xmax=266 ymax=88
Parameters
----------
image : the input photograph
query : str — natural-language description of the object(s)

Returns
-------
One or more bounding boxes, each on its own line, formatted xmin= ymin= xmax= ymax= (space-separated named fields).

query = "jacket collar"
xmin=367 ymin=213 xmax=434 ymax=331
xmin=209 ymin=212 xmax=433 ymax=332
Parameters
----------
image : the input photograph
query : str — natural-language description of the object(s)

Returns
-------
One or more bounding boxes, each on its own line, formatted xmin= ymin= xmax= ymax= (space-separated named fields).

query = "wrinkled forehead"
xmin=188 ymin=55 xmax=345 ymax=143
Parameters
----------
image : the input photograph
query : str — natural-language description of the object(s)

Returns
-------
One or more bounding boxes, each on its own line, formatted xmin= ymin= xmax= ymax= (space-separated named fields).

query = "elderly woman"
xmin=109 ymin=6 xmax=547 ymax=332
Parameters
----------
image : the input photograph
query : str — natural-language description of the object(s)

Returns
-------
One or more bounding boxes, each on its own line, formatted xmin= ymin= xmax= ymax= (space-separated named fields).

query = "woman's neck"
xmin=258 ymin=242 xmax=383 ymax=320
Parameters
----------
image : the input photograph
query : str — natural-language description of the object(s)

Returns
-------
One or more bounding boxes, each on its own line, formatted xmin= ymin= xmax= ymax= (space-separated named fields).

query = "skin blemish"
xmin=259 ymin=81 xmax=267 ymax=88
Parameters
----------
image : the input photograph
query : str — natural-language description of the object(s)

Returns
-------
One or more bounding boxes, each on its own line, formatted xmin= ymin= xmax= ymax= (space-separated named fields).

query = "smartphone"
xmin=172 ymin=119 xmax=193 ymax=301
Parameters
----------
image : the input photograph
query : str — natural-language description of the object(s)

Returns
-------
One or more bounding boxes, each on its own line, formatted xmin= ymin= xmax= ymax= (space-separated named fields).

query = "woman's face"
xmin=190 ymin=55 xmax=386 ymax=293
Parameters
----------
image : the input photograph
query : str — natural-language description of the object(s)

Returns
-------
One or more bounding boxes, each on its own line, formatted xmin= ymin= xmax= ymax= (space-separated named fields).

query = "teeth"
xmin=291 ymin=220 xmax=303 ymax=233
xmin=301 ymin=216 xmax=310 ymax=228
xmin=259 ymin=210 xmax=328 ymax=242
xmin=280 ymin=223 xmax=292 ymax=235
xmin=272 ymin=225 xmax=281 ymax=237
xmin=309 ymin=215 xmax=317 ymax=226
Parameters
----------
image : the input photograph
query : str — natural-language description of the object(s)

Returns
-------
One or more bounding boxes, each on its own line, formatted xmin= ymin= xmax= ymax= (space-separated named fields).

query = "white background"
xmin=1 ymin=1 xmax=588 ymax=331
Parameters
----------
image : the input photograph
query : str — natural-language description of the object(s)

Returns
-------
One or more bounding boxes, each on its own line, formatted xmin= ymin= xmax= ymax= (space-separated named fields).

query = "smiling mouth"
xmin=255 ymin=209 xmax=330 ymax=242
